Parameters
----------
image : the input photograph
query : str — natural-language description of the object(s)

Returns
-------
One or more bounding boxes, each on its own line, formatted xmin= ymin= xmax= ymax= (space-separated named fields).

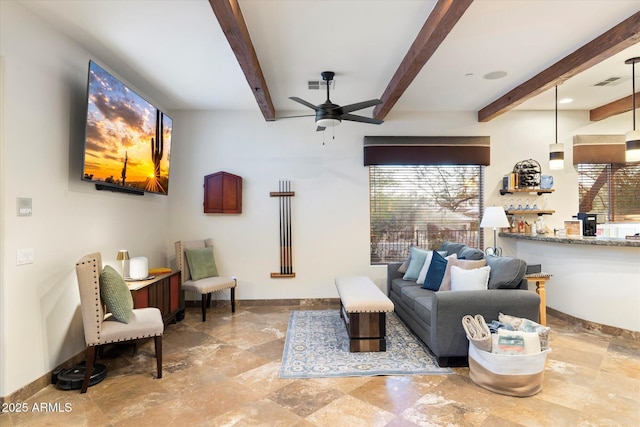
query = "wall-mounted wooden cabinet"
xmin=204 ymin=171 xmax=242 ymax=214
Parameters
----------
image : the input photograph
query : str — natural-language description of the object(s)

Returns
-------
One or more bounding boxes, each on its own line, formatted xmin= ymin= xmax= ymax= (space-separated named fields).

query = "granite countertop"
xmin=499 ymin=232 xmax=640 ymax=248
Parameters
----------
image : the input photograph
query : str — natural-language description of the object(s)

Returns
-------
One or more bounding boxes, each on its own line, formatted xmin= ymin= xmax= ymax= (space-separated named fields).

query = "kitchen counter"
xmin=497 ymin=232 xmax=640 ymax=333
xmin=499 ymin=232 xmax=640 ymax=248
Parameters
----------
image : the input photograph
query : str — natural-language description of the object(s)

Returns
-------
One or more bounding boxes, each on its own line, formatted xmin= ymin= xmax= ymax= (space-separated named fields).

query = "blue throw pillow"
xmin=402 ymin=247 xmax=429 ymax=281
xmin=422 ymin=251 xmax=448 ymax=290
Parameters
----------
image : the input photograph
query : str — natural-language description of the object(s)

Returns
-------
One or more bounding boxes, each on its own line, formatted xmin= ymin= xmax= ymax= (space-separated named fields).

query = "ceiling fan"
xmin=289 ymin=71 xmax=383 ymax=131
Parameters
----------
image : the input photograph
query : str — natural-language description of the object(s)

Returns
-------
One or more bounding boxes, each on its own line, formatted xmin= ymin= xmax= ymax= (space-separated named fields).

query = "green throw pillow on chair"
xmin=99 ymin=265 xmax=134 ymax=323
xmin=185 ymin=247 xmax=219 ymax=281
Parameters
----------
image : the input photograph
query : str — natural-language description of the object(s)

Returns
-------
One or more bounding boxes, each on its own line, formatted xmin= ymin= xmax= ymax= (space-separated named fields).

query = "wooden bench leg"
xmin=340 ymin=305 xmax=387 ymax=352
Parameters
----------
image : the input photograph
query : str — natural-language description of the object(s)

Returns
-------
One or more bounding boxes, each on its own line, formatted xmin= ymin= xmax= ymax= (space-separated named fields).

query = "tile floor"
xmin=2 ymin=302 xmax=639 ymax=426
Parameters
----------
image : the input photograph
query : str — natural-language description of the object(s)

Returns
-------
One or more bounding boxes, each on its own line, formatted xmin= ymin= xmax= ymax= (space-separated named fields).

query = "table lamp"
xmin=116 ymin=250 xmax=129 ymax=277
xmin=480 ymin=207 xmax=510 ymax=256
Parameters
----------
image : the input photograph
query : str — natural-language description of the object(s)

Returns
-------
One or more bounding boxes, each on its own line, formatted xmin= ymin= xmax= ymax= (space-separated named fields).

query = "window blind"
xmin=578 ymin=163 xmax=640 ymax=222
xmin=369 ymin=165 xmax=484 ymax=263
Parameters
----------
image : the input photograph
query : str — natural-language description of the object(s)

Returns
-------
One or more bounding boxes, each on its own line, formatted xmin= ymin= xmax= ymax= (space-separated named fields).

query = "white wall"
xmin=1 ymin=2 xmax=170 ymax=397
xmin=512 ymin=240 xmax=640 ymax=331
xmin=2 ymin=0 xmax=637 ymax=399
xmin=166 ymin=108 xmax=635 ymax=301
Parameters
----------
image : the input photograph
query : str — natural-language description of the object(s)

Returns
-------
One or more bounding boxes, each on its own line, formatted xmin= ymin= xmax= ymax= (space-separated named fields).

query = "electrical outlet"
xmin=17 ymin=248 xmax=34 ymax=265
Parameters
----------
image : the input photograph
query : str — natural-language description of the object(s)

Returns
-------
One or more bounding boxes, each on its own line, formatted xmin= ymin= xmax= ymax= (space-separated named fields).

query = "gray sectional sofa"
xmin=387 ymin=242 xmax=540 ymax=367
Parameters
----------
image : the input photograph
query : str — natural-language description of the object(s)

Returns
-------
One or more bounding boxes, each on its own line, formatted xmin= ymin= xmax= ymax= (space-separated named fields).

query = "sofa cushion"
xmin=391 ymin=277 xmax=417 ymax=296
xmin=422 ymin=251 xmax=449 ymax=291
xmin=414 ymin=296 xmax=434 ymax=327
xmin=416 ymin=251 xmax=448 ymax=285
xmin=485 ymin=255 xmax=526 ymax=289
xmin=439 ymin=257 xmax=487 ymax=292
xmin=401 ymin=285 xmax=434 ymax=311
xmin=458 ymin=246 xmax=485 ymax=260
xmin=439 ymin=242 xmax=466 ymax=256
xmin=403 ymin=247 xmax=430 ymax=281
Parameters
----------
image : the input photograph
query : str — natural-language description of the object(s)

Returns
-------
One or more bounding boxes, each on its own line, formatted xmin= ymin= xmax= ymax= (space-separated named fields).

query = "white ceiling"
xmin=22 ymin=0 xmax=640 ymax=121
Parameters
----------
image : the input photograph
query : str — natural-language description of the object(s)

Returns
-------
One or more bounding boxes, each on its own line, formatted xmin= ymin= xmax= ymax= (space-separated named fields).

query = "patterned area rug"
xmin=279 ymin=310 xmax=452 ymax=378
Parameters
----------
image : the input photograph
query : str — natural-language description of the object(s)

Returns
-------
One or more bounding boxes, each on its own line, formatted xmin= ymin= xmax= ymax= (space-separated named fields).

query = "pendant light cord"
xmin=633 ymin=61 xmax=636 ymax=131
xmin=555 ymin=86 xmax=558 ymax=143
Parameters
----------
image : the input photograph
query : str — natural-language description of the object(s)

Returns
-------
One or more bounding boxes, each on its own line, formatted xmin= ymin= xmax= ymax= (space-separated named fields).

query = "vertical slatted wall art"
xmin=270 ymin=180 xmax=295 ymax=278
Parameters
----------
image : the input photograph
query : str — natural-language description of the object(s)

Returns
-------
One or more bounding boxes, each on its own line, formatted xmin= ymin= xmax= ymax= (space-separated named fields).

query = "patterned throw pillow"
xmin=99 ymin=265 xmax=134 ymax=323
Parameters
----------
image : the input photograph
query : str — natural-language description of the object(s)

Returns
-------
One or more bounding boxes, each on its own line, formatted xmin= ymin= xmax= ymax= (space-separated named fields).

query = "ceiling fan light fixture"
xmin=625 ymin=57 xmax=640 ymax=163
xmin=316 ymin=118 xmax=341 ymax=128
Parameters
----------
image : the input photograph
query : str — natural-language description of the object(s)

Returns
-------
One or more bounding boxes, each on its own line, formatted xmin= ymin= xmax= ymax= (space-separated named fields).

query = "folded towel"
xmin=462 ymin=314 xmax=492 ymax=352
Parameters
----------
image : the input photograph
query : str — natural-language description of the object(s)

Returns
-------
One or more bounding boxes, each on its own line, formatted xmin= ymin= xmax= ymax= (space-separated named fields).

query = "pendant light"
xmin=625 ymin=57 xmax=640 ymax=163
xmin=549 ymin=85 xmax=564 ymax=170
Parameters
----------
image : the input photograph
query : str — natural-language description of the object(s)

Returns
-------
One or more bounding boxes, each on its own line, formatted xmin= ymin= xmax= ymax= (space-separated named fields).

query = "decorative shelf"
xmin=506 ymin=210 xmax=555 ymax=216
xmin=500 ymin=188 xmax=554 ymax=196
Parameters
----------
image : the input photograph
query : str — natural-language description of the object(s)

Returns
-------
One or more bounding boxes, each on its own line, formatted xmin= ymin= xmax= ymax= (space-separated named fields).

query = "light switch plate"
xmin=17 ymin=198 xmax=32 ymax=216
xmin=17 ymin=248 xmax=34 ymax=265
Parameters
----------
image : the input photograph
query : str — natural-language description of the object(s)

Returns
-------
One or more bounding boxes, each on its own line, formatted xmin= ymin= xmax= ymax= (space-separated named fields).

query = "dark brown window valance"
xmin=363 ymin=136 xmax=490 ymax=166
xmin=572 ymin=135 xmax=626 ymax=165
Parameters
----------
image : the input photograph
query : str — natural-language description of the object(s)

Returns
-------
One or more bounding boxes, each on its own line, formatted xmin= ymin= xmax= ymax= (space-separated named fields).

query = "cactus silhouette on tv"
xmin=145 ymin=111 xmax=166 ymax=193
xmin=82 ymin=60 xmax=172 ymax=195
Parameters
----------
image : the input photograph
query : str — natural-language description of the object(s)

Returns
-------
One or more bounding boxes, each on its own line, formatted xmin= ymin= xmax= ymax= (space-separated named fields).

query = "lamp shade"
xmin=549 ymin=143 xmax=565 ymax=170
xmin=480 ymin=207 xmax=510 ymax=229
xmin=116 ymin=250 xmax=130 ymax=261
xmin=626 ymin=130 xmax=640 ymax=163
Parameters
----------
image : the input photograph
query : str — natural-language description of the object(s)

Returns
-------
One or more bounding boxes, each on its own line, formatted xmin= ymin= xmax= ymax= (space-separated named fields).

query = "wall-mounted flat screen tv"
xmin=82 ymin=60 xmax=172 ymax=195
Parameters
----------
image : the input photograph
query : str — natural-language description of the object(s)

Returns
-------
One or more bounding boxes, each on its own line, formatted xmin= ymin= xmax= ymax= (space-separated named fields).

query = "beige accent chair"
xmin=175 ymin=239 xmax=236 ymax=322
xmin=75 ymin=253 xmax=163 ymax=393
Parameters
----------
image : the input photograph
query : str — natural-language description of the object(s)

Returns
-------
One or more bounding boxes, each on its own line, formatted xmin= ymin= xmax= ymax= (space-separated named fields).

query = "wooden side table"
xmin=525 ymin=273 xmax=552 ymax=325
xmin=127 ymin=271 xmax=182 ymax=325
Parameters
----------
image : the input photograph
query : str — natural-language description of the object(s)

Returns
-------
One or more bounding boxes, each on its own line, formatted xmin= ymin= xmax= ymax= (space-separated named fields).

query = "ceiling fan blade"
xmin=341 ymin=113 xmax=383 ymax=125
xmin=289 ymin=97 xmax=319 ymax=111
xmin=316 ymin=126 xmax=326 ymax=132
xmin=275 ymin=114 xmax=316 ymax=119
xmin=338 ymin=99 xmax=382 ymax=114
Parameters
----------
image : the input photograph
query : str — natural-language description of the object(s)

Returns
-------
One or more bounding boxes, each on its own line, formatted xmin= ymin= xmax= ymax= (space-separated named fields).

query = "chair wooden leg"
xmin=231 ymin=286 xmax=236 ymax=313
xmin=81 ymin=346 xmax=96 ymax=393
xmin=201 ymin=295 xmax=207 ymax=322
xmin=154 ymin=335 xmax=163 ymax=379
xmin=206 ymin=293 xmax=212 ymax=308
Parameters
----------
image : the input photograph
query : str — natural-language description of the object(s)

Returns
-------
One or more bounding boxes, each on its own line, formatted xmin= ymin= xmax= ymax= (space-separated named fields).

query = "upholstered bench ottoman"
xmin=335 ymin=276 xmax=395 ymax=352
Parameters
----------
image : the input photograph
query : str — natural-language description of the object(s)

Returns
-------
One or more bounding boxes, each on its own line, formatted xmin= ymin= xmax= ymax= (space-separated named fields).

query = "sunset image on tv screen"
xmin=83 ymin=61 xmax=172 ymax=195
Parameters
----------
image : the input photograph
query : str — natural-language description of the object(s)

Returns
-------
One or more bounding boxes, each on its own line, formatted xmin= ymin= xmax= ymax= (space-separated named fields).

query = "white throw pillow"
xmin=416 ymin=251 xmax=434 ymax=285
xmin=450 ymin=265 xmax=491 ymax=291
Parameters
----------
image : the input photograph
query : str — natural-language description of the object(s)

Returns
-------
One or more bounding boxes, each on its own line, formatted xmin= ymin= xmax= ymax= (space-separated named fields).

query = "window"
xmin=369 ymin=165 xmax=484 ymax=263
xmin=578 ymin=163 xmax=640 ymax=222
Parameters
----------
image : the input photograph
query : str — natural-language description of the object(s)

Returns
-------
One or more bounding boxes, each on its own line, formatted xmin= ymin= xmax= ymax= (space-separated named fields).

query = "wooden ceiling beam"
xmin=590 ymin=92 xmax=639 ymax=121
xmin=372 ymin=0 xmax=474 ymax=121
xmin=209 ymin=0 xmax=275 ymax=121
xmin=478 ymin=11 xmax=640 ymax=122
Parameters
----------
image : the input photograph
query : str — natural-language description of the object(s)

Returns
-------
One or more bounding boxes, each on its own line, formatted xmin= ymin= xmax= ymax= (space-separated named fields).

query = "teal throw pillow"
xmin=422 ymin=251 xmax=448 ymax=291
xmin=99 ymin=265 xmax=134 ymax=323
xmin=402 ymin=247 xmax=429 ymax=281
xmin=185 ymin=247 xmax=218 ymax=281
